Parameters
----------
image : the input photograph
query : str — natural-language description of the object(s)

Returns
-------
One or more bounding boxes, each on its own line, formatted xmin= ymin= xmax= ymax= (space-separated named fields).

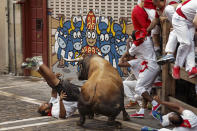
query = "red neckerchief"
xmin=139 ymin=61 xmax=148 ymax=73
xmin=176 ymin=0 xmax=191 ymax=20
xmin=47 ymin=108 xmax=52 ymax=116
xmin=180 ymin=119 xmax=191 ymax=128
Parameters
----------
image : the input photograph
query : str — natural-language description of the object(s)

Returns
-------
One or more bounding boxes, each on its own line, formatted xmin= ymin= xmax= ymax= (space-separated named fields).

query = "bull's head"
xmin=63 ymin=55 xmax=91 ymax=80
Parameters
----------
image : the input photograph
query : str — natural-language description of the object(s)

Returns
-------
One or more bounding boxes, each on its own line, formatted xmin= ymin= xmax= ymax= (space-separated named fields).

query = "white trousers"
xmin=164 ymin=5 xmax=179 ymax=53
xmin=123 ymin=80 xmax=143 ymax=107
xmin=165 ymin=30 xmax=178 ymax=53
xmin=172 ymin=13 xmax=195 ymax=71
xmin=135 ymin=61 xmax=160 ymax=96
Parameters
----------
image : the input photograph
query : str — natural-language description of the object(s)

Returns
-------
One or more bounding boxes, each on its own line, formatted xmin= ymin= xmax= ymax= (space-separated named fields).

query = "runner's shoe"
xmin=152 ymin=103 xmax=161 ymax=112
xmin=130 ymin=113 xmax=144 ymax=118
xmin=157 ymin=54 xmax=175 ymax=65
xmin=21 ymin=56 xmax=43 ymax=70
xmin=172 ymin=66 xmax=180 ymax=79
xmin=152 ymin=110 xmax=163 ymax=123
xmin=188 ymin=67 xmax=197 ymax=79
xmin=141 ymin=126 xmax=158 ymax=131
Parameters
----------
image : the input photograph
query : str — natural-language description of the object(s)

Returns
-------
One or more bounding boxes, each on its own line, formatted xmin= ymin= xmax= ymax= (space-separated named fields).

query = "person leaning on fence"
xmin=168 ymin=0 xmax=197 ymax=79
xmin=21 ymin=56 xmax=80 ymax=118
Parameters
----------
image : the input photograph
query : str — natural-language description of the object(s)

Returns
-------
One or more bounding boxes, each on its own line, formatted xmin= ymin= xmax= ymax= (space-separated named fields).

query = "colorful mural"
xmin=51 ymin=10 xmax=130 ymax=76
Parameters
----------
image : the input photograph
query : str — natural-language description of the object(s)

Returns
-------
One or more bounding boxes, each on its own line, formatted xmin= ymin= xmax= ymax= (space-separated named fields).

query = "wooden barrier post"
xmin=160 ymin=18 xmax=176 ymax=114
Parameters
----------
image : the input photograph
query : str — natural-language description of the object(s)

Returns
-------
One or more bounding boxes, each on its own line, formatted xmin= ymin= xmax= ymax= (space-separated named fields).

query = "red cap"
xmin=133 ymin=30 xmax=147 ymax=46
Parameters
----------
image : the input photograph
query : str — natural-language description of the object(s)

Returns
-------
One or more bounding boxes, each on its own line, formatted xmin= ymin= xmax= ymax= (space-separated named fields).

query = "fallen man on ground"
xmin=21 ymin=56 xmax=80 ymax=119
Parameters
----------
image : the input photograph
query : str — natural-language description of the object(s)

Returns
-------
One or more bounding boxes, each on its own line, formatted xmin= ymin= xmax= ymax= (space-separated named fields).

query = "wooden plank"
xmin=169 ymin=64 xmax=197 ymax=85
xmin=160 ymin=19 xmax=176 ymax=113
xmin=169 ymin=96 xmax=197 ymax=114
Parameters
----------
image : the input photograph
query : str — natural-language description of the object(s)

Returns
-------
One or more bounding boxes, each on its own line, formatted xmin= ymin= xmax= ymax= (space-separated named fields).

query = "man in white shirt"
xmin=141 ymin=96 xmax=197 ymax=131
xmin=119 ymin=30 xmax=160 ymax=118
xmin=38 ymin=89 xmax=78 ymax=118
xmin=21 ymin=56 xmax=80 ymax=118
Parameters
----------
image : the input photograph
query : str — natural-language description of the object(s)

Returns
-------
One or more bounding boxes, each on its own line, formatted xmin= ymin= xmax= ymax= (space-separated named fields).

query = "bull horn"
xmin=68 ymin=17 xmax=75 ymax=34
xmin=96 ymin=23 xmax=101 ymax=35
xmin=107 ymin=19 xmax=110 ymax=33
xmin=122 ymin=20 xmax=126 ymax=34
xmin=63 ymin=57 xmax=83 ymax=62
xmin=60 ymin=17 xmax=63 ymax=28
xmin=80 ymin=17 xmax=84 ymax=31
xmin=111 ymin=21 xmax=115 ymax=37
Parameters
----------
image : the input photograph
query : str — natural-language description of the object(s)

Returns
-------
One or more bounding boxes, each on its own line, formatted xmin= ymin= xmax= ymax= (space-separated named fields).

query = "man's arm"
xmin=193 ymin=13 xmax=197 ymax=28
xmin=51 ymin=89 xmax=57 ymax=98
xmin=147 ymin=18 xmax=160 ymax=33
xmin=154 ymin=96 xmax=184 ymax=114
xmin=59 ymin=91 xmax=67 ymax=118
xmin=118 ymin=60 xmax=131 ymax=67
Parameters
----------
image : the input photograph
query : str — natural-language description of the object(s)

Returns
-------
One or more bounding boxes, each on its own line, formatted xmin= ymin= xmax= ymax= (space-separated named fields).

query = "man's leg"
xmin=185 ymin=27 xmax=197 ymax=78
xmin=172 ymin=15 xmax=191 ymax=79
xmin=38 ymin=64 xmax=60 ymax=87
xmin=135 ymin=63 xmax=160 ymax=111
xmin=22 ymin=56 xmax=60 ymax=87
xmin=123 ymin=80 xmax=138 ymax=108
xmin=157 ymin=30 xmax=178 ymax=65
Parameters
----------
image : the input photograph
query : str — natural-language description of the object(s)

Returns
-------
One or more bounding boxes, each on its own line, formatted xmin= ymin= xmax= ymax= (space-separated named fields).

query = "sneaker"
xmin=188 ymin=67 xmax=197 ymax=79
xmin=157 ymin=54 xmax=175 ymax=65
xmin=155 ymin=50 xmax=162 ymax=60
xmin=130 ymin=113 xmax=144 ymax=118
xmin=152 ymin=103 xmax=161 ymax=111
xmin=152 ymin=110 xmax=163 ymax=123
xmin=172 ymin=66 xmax=180 ymax=79
xmin=141 ymin=126 xmax=158 ymax=131
xmin=21 ymin=56 xmax=43 ymax=70
xmin=125 ymin=101 xmax=137 ymax=109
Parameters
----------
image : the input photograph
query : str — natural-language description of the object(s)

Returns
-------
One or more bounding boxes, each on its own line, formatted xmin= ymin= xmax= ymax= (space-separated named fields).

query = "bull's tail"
xmin=79 ymin=83 xmax=97 ymax=106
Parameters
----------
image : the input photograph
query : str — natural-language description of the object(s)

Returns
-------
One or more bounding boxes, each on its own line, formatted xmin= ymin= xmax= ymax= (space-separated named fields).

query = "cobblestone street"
xmin=0 ymin=74 xmax=161 ymax=131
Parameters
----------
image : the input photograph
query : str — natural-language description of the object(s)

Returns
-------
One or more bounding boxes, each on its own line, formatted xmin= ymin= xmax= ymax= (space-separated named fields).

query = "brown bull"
xmin=65 ymin=54 xmax=130 ymax=128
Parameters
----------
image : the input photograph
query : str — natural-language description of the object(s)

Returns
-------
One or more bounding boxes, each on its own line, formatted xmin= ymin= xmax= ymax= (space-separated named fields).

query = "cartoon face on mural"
xmin=55 ymin=18 xmax=74 ymax=68
xmin=111 ymin=21 xmax=128 ymax=56
xmin=86 ymin=29 xmax=97 ymax=46
xmin=96 ymin=17 xmax=111 ymax=55
xmin=52 ymin=10 xmax=129 ymax=76
xmin=70 ymin=17 xmax=84 ymax=51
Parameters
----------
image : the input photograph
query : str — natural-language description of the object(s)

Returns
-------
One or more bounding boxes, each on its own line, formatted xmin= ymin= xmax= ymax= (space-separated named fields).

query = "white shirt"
xmin=180 ymin=0 xmax=197 ymax=23
xmin=129 ymin=37 xmax=157 ymax=63
xmin=165 ymin=0 xmax=180 ymax=6
xmin=49 ymin=96 xmax=78 ymax=118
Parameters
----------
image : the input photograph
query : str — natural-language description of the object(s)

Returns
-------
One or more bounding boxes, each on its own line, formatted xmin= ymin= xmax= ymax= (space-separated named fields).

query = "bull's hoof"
xmin=107 ymin=121 xmax=122 ymax=129
xmin=123 ymin=114 xmax=130 ymax=121
xmin=88 ymin=114 xmax=94 ymax=119
xmin=76 ymin=121 xmax=84 ymax=126
xmin=115 ymin=121 xmax=122 ymax=129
